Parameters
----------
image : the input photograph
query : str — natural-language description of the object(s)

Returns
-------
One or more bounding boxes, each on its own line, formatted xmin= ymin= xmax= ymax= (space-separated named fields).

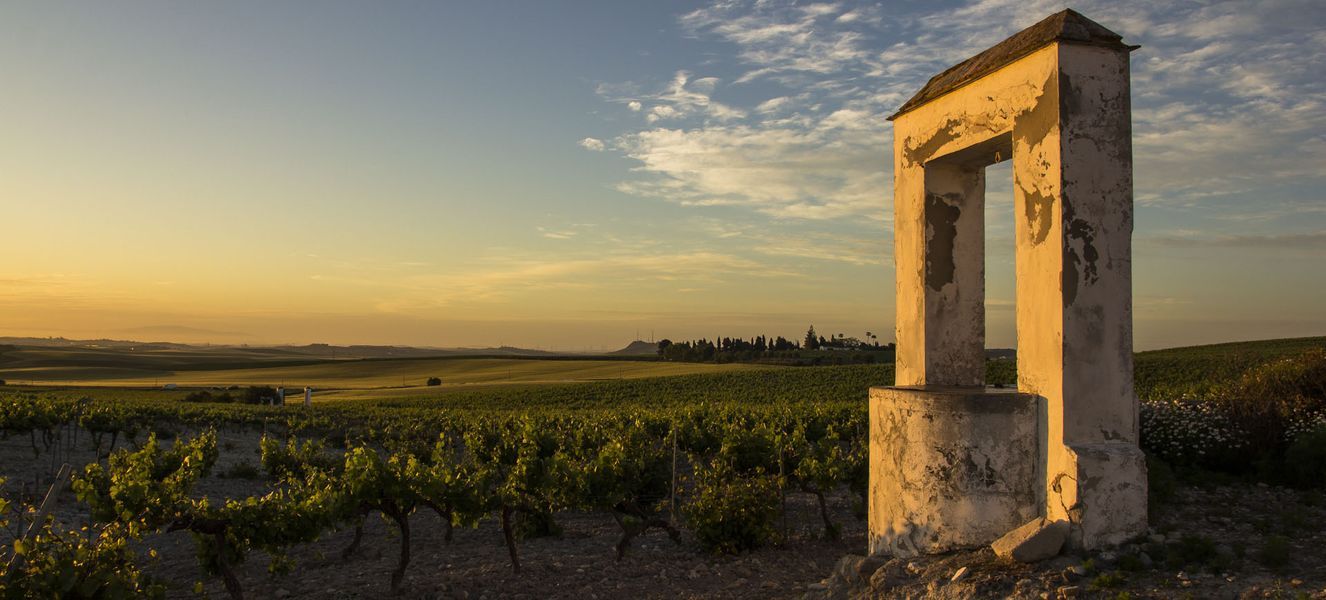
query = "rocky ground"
xmin=4 ymin=428 xmax=1325 ymax=599
xmin=809 ymin=484 xmax=1326 ymax=599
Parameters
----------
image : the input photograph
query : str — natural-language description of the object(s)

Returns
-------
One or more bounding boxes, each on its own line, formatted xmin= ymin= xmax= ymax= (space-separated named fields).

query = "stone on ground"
xmin=991 ymin=518 xmax=1069 ymax=562
xmin=803 ymin=555 xmax=868 ymax=600
xmin=868 ymin=558 xmax=908 ymax=592
xmin=857 ymin=554 xmax=888 ymax=576
xmin=831 ymin=554 xmax=866 ymax=584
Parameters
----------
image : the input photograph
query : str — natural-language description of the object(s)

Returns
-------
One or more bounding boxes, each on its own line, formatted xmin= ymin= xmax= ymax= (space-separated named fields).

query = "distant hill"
xmin=117 ymin=325 xmax=250 ymax=341
xmin=610 ymin=340 xmax=660 ymax=356
xmin=0 ymin=337 xmax=557 ymax=360
xmin=0 ymin=337 xmax=198 ymax=351
xmin=283 ymin=343 xmax=555 ymax=359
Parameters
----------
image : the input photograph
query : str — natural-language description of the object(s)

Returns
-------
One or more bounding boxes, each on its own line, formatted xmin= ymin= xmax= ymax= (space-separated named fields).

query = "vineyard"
xmin=0 ymin=385 xmax=871 ymax=599
xmin=0 ymin=338 xmax=1324 ymax=598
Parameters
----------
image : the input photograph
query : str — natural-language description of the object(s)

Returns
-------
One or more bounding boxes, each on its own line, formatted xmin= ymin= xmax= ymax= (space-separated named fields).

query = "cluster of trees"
xmin=656 ymin=326 xmax=894 ymax=365
xmin=183 ymin=386 xmax=280 ymax=405
xmin=800 ymin=325 xmax=888 ymax=351
xmin=657 ymin=336 xmax=798 ymax=361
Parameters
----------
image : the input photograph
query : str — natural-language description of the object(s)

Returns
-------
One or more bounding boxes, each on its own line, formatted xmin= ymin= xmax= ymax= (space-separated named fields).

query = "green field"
xmin=0 ymin=354 xmax=763 ymax=390
xmin=1134 ymin=335 xmax=1326 ymax=398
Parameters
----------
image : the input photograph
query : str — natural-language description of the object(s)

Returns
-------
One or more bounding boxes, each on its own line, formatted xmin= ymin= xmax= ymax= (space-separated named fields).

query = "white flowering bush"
xmin=1284 ymin=408 xmax=1326 ymax=442
xmin=1140 ymin=396 xmax=1249 ymax=467
xmin=1140 ymin=348 xmax=1326 ymax=479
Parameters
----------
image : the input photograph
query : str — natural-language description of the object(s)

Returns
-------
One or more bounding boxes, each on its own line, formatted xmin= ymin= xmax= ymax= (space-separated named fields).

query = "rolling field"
xmin=2 ymin=336 xmax=1325 ymax=600
xmin=1 ymin=335 xmax=1322 ymax=404
xmin=1133 ymin=335 xmax=1326 ymax=398
xmin=0 ymin=354 xmax=766 ymax=390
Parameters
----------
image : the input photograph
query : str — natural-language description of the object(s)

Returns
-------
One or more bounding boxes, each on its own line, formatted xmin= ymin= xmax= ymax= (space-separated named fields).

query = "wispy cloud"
xmin=597 ymin=71 xmax=746 ymax=125
xmin=0 ymin=273 xmax=129 ymax=308
xmin=368 ymin=250 xmax=799 ymax=315
xmin=687 ymin=217 xmax=886 ymax=265
xmin=613 ymin=122 xmax=887 ymax=219
xmin=578 ymin=137 xmax=606 ymax=151
xmin=1144 ymin=231 xmax=1326 ymax=251
xmin=536 ymin=222 xmax=599 ymax=240
xmin=753 ymin=235 xmax=886 ymax=266
xmin=536 ymin=226 xmax=578 ymax=240
xmin=587 ymin=0 xmax=1326 ymax=228
xmin=680 ymin=2 xmax=880 ymax=85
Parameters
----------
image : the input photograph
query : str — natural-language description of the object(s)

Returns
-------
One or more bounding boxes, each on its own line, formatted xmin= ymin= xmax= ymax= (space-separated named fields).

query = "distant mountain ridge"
xmin=610 ymin=340 xmax=659 ymax=356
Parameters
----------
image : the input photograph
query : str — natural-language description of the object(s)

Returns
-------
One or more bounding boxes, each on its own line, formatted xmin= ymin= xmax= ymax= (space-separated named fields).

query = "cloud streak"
xmin=370 ymin=250 xmax=799 ymax=315
xmin=1144 ymin=231 xmax=1326 ymax=250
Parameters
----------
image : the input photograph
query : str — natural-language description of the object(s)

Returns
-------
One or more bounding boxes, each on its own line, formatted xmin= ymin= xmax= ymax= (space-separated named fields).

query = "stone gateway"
xmin=870 ymin=10 xmax=1146 ymax=557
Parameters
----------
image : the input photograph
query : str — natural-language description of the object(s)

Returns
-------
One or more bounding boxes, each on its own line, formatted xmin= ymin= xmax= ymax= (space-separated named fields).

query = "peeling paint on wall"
xmin=904 ymin=119 xmax=964 ymax=167
xmin=1023 ymin=189 xmax=1056 ymax=246
xmin=1063 ymin=209 xmax=1099 ymax=307
xmin=924 ymin=193 xmax=962 ymax=291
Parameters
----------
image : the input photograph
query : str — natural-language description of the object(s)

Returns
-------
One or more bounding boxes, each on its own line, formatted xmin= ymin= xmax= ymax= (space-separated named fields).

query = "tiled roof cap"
xmin=888 ymin=9 xmax=1138 ymax=121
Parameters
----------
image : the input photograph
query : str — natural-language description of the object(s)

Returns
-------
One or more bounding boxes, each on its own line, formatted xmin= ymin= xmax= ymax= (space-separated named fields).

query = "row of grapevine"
xmin=0 ymin=475 xmax=159 ymax=599
xmin=0 ymin=393 xmax=868 ymax=599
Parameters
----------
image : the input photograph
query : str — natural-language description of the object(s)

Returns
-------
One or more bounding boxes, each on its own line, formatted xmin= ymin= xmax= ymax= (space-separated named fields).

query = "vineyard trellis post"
xmin=5 ymin=463 xmax=71 ymax=576
xmin=669 ymin=419 xmax=678 ymax=527
xmin=778 ymin=433 xmax=787 ymax=542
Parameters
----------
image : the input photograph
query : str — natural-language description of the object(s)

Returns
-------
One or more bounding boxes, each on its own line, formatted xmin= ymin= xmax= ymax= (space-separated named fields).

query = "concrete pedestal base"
xmin=868 ymin=386 xmax=1039 ymax=557
xmin=1056 ymin=442 xmax=1148 ymax=549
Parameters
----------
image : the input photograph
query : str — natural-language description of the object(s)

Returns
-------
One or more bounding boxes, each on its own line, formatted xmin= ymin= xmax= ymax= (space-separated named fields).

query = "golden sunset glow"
xmin=2 ymin=1 xmax=1323 ymax=350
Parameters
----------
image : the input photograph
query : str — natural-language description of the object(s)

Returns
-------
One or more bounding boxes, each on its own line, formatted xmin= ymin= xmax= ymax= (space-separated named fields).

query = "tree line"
xmin=656 ymin=326 xmax=895 ymax=365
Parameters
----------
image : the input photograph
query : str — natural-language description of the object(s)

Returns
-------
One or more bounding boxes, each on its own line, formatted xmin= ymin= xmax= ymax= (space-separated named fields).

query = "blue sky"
xmin=1 ymin=0 xmax=1323 ymax=350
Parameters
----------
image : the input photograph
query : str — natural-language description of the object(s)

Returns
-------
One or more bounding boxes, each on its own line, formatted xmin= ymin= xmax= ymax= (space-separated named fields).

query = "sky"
xmin=1 ymin=0 xmax=1323 ymax=351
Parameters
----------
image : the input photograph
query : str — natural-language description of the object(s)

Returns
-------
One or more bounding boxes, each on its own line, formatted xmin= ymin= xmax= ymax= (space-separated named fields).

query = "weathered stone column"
xmin=1026 ymin=42 xmax=1145 ymax=548
xmin=892 ymin=161 xmax=986 ymax=387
